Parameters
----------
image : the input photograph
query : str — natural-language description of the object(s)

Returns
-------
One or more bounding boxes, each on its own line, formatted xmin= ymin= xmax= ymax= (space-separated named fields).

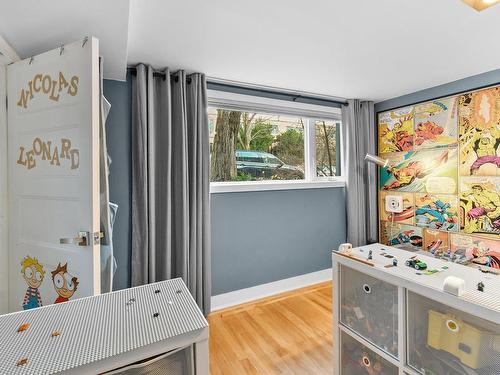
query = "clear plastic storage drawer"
xmin=407 ymin=291 xmax=500 ymax=375
xmin=104 ymin=347 xmax=193 ymax=375
xmin=340 ymin=265 xmax=399 ymax=356
xmin=341 ymin=331 xmax=398 ymax=375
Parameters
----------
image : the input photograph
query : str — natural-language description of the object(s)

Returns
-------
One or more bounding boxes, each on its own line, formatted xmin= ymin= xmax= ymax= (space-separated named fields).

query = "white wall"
xmin=0 ymin=64 xmax=8 ymax=313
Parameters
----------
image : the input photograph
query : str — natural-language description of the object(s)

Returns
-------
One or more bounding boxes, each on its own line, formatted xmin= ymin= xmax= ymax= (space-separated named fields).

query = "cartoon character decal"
xmin=51 ymin=263 xmax=79 ymax=304
xmin=21 ymin=256 xmax=45 ymax=310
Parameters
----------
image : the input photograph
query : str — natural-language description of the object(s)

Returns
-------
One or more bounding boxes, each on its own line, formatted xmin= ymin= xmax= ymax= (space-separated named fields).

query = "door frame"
xmin=0 ymin=35 xmax=20 ymax=313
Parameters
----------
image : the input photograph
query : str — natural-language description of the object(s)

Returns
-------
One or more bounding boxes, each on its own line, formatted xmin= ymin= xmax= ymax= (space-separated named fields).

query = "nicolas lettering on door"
xmin=17 ymin=72 xmax=79 ymax=109
xmin=17 ymin=138 xmax=80 ymax=170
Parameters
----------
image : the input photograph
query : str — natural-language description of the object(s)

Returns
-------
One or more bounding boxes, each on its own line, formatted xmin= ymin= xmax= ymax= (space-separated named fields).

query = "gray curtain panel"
xmin=131 ymin=64 xmax=211 ymax=314
xmin=341 ymin=100 xmax=378 ymax=247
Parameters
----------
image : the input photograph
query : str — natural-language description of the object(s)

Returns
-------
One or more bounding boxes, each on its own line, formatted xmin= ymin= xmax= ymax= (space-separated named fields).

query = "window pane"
xmin=209 ymin=108 xmax=305 ymax=182
xmin=315 ymin=120 xmax=339 ymax=177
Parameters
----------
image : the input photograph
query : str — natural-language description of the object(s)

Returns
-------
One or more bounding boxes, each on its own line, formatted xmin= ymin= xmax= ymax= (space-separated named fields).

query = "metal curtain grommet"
xmin=363 ymin=284 xmax=371 ymax=294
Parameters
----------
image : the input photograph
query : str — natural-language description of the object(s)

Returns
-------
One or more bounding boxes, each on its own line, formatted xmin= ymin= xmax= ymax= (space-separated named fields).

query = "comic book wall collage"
xmin=378 ymin=86 xmax=500 ymax=270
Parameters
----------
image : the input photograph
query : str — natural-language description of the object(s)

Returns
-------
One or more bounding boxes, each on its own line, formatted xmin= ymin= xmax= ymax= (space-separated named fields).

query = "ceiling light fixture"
xmin=462 ymin=0 xmax=500 ymax=11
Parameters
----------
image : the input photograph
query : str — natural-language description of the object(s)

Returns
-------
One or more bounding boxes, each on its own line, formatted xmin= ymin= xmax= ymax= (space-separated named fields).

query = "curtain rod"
xmin=128 ymin=67 xmax=191 ymax=83
xmin=207 ymin=81 xmax=348 ymax=107
xmin=127 ymin=67 xmax=348 ymax=107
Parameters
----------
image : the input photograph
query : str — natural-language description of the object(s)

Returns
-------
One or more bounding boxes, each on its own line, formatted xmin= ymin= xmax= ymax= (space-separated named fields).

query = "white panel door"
xmin=7 ymin=38 xmax=100 ymax=312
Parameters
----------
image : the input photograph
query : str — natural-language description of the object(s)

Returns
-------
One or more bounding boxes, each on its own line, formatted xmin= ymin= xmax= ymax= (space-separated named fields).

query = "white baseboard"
xmin=211 ymin=268 xmax=332 ymax=312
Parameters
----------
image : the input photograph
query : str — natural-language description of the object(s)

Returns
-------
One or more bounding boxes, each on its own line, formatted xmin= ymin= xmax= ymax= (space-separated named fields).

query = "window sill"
xmin=210 ymin=179 xmax=346 ymax=194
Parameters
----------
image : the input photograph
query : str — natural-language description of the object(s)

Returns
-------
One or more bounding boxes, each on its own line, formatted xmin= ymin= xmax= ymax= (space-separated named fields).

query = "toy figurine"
xmin=477 ymin=282 xmax=484 ymax=292
xmin=393 ymin=259 xmax=398 ymax=267
xmin=368 ymin=250 xmax=373 ymax=260
xmin=405 ymin=257 xmax=427 ymax=270
xmin=338 ymin=243 xmax=353 ymax=256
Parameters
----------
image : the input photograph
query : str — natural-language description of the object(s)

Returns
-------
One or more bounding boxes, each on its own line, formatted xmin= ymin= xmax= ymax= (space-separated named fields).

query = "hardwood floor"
xmin=208 ymin=282 xmax=333 ymax=375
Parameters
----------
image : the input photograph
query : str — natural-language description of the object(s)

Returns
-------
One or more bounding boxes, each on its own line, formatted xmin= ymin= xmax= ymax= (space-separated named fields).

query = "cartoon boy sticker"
xmin=21 ymin=256 xmax=45 ymax=310
xmin=51 ymin=263 xmax=79 ymax=304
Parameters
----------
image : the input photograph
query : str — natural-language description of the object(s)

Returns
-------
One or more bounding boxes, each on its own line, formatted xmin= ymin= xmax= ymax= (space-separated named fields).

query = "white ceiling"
xmin=0 ymin=0 xmax=130 ymax=81
xmin=2 ymin=0 xmax=500 ymax=101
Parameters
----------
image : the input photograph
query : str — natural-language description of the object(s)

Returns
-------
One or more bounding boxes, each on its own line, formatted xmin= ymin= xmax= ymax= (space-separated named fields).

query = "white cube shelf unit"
xmin=332 ymin=244 xmax=500 ymax=375
xmin=0 ymin=278 xmax=209 ymax=375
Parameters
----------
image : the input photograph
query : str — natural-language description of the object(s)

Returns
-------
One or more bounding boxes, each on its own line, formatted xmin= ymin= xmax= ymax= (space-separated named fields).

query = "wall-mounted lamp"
xmin=364 ymin=154 xmax=391 ymax=168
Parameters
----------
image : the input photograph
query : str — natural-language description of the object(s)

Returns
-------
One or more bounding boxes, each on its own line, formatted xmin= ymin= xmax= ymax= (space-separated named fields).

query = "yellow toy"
xmin=427 ymin=310 xmax=497 ymax=369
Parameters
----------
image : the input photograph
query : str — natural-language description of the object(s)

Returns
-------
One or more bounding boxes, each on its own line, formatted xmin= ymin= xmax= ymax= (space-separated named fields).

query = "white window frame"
xmin=208 ymin=89 xmax=346 ymax=193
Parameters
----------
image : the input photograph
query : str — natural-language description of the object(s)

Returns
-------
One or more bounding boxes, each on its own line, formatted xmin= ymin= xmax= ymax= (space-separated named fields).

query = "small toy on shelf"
xmin=339 ymin=243 xmax=353 ymax=256
xmin=424 ymin=269 xmax=439 ymax=275
xmin=17 ymin=323 xmax=30 ymax=333
xmin=477 ymin=282 xmax=484 ymax=292
xmin=368 ymin=250 xmax=373 ymax=260
xmin=393 ymin=259 xmax=398 ymax=267
xmin=16 ymin=358 xmax=28 ymax=367
xmin=405 ymin=257 xmax=427 ymax=270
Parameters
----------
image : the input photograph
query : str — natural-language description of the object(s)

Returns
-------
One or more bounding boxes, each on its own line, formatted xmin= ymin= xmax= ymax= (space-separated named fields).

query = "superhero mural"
xmin=378 ymin=85 xmax=500 ymax=262
xmin=380 ymin=222 xmax=423 ymax=251
xmin=450 ymin=234 xmax=500 ymax=269
xmin=460 ymin=178 xmax=500 ymax=237
xmin=378 ymin=107 xmax=414 ymax=154
xmin=379 ymin=147 xmax=458 ymax=194
xmin=423 ymin=229 xmax=450 ymax=258
xmin=414 ymin=97 xmax=458 ymax=150
xmin=415 ymin=193 xmax=459 ymax=232
xmin=459 ymin=87 xmax=500 ymax=176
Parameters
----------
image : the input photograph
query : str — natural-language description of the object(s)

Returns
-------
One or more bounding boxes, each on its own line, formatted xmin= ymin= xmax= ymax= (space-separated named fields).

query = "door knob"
xmin=60 ymin=231 xmax=90 ymax=246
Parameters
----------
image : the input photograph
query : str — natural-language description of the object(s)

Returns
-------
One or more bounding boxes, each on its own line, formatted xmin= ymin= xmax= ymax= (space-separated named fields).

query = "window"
xmin=314 ymin=120 xmax=339 ymax=178
xmin=208 ymin=91 xmax=344 ymax=192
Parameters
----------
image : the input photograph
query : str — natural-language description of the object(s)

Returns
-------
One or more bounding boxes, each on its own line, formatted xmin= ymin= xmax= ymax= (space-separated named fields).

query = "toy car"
xmin=405 ymin=258 xmax=427 ymax=270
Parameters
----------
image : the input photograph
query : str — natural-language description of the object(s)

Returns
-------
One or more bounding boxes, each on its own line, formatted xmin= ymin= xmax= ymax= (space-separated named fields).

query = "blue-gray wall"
xmin=375 ymin=68 xmax=500 ymax=113
xmin=211 ymin=188 xmax=346 ymax=295
xmin=103 ymin=78 xmax=132 ymax=291
xmin=103 ymin=76 xmax=347 ymax=294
